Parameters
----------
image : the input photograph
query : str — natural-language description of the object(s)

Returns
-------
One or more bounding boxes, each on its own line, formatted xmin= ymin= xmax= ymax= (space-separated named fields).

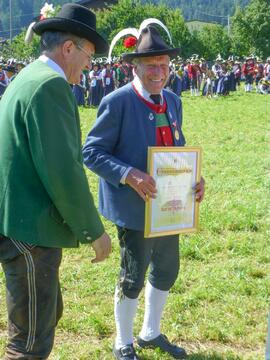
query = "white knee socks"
xmin=139 ymin=281 xmax=169 ymax=341
xmin=114 ymin=287 xmax=138 ymax=349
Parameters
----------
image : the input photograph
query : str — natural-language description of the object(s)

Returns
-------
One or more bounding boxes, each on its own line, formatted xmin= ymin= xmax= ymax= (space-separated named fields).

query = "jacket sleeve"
xmin=82 ymin=94 xmax=131 ymax=188
xmin=24 ymin=76 xmax=104 ymax=243
xmin=177 ymin=96 xmax=186 ymax=145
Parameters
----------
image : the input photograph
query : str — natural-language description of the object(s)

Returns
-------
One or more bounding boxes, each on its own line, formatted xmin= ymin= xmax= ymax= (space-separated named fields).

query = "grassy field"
xmin=0 ymin=88 xmax=269 ymax=359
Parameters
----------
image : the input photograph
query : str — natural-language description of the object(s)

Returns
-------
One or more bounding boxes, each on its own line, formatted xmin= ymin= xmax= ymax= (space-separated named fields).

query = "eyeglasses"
xmin=75 ymin=43 xmax=93 ymax=62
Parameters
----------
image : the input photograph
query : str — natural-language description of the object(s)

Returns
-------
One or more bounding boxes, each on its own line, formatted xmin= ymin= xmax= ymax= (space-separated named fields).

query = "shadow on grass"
xmin=138 ymin=351 xmax=241 ymax=360
xmin=188 ymin=353 xmax=241 ymax=360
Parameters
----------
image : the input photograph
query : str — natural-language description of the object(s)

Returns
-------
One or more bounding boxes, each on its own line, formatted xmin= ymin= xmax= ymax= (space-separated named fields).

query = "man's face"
xmin=65 ymin=40 xmax=95 ymax=84
xmin=134 ymin=55 xmax=170 ymax=94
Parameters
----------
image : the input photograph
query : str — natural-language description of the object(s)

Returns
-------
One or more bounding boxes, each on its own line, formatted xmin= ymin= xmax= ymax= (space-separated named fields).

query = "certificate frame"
xmin=144 ymin=146 xmax=202 ymax=238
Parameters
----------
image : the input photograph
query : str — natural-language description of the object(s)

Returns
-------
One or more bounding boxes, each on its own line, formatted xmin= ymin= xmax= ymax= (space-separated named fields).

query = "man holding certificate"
xmin=83 ymin=23 xmax=205 ymax=360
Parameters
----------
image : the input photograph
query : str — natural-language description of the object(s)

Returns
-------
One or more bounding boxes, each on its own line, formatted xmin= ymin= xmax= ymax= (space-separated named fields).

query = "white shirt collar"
xmin=133 ymin=75 xmax=163 ymax=104
xmin=39 ymin=55 xmax=67 ymax=80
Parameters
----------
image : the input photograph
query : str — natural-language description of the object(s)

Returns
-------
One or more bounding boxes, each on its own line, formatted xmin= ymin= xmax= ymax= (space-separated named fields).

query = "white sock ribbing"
xmin=114 ymin=286 xmax=138 ymax=349
xmin=139 ymin=281 xmax=169 ymax=341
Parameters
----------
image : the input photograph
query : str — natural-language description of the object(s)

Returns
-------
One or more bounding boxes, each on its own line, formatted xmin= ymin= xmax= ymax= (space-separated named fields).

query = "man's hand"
xmin=91 ymin=232 xmax=111 ymax=263
xmin=194 ymin=176 xmax=205 ymax=203
xmin=125 ymin=168 xmax=157 ymax=201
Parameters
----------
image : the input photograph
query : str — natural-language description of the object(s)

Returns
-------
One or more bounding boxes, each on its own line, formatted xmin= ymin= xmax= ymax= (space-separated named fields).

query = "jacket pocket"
xmin=49 ymin=205 xmax=65 ymax=225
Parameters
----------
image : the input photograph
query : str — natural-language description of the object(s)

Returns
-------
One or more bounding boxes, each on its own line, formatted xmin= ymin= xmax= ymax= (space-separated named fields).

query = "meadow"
xmin=0 ymin=89 xmax=269 ymax=359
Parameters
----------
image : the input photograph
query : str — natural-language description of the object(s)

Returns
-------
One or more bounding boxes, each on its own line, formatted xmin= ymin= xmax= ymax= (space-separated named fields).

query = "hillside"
xmin=0 ymin=0 xmax=251 ymax=39
xmin=142 ymin=0 xmax=250 ymax=24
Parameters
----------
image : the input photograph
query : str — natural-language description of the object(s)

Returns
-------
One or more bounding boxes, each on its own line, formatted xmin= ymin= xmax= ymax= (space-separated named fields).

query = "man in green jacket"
xmin=0 ymin=4 xmax=111 ymax=359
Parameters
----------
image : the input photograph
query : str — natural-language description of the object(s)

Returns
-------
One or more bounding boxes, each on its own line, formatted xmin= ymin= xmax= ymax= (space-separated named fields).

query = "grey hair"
xmin=40 ymin=31 xmax=85 ymax=53
xmin=132 ymin=58 xmax=141 ymax=66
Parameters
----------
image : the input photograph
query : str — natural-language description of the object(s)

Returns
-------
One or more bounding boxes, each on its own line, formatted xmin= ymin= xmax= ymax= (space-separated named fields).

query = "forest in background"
xmin=142 ymin=0 xmax=250 ymax=24
xmin=1 ymin=0 xmax=269 ymax=60
xmin=0 ymin=0 xmax=251 ymax=39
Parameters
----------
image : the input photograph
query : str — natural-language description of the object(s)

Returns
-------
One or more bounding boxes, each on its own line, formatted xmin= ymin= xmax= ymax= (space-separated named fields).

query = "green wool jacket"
xmin=0 ymin=60 xmax=104 ymax=248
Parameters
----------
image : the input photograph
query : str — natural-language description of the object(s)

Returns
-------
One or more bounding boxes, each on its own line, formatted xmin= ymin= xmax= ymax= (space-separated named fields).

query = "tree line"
xmin=1 ymin=0 xmax=269 ymax=61
xmin=142 ymin=0 xmax=251 ymax=24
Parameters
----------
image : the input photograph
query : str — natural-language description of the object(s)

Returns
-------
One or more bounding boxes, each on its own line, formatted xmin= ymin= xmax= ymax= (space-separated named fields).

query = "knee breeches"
xmin=117 ymin=227 xmax=180 ymax=299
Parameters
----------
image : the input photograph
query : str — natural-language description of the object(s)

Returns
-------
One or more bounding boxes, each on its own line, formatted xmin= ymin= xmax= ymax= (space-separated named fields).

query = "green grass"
xmin=0 ymin=88 xmax=269 ymax=359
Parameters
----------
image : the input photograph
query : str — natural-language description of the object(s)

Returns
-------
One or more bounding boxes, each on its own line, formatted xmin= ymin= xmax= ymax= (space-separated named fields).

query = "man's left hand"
xmin=194 ymin=176 xmax=205 ymax=203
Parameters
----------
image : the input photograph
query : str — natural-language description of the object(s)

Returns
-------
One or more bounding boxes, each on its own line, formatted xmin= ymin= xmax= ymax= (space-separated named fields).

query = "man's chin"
xmin=149 ymin=82 xmax=165 ymax=93
xmin=150 ymin=87 xmax=163 ymax=94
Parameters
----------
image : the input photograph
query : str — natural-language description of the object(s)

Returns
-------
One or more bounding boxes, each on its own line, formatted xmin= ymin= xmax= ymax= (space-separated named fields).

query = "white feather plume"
xmin=25 ymin=22 xmax=36 ymax=44
xmin=138 ymin=18 xmax=172 ymax=45
xmin=108 ymin=28 xmax=139 ymax=63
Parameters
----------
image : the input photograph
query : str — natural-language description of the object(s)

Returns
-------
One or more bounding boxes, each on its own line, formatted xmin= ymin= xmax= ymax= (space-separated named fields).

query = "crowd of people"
xmin=1 ymin=53 xmax=270 ymax=104
xmin=70 ymin=53 xmax=270 ymax=105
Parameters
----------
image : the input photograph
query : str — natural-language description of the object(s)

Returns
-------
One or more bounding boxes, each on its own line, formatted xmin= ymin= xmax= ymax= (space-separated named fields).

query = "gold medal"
xmin=175 ymin=129 xmax=179 ymax=140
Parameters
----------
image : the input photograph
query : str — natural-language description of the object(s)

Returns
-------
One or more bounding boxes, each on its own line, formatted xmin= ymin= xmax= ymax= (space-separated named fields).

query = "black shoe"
xmin=137 ymin=334 xmax=188 ymax=359
xmin=113 ymin=344 xmax=140 ymax=360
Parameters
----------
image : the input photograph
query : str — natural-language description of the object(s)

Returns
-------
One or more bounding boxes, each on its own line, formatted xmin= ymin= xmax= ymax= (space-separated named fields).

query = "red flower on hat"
xmin=123 ymin=36 xmax=137 ymax=48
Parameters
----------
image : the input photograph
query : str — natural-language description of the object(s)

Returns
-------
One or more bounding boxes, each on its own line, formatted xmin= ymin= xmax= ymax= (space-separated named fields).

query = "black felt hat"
xmin=33 ymin=3 xmax=108 ymax=54
xmin=122 ymin=25 xmax=180 ymax=63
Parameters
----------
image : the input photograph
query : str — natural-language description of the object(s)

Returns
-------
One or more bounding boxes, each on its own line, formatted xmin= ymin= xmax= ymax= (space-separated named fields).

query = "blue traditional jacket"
xmin=83 ymin=82 xmax=185 ymax=231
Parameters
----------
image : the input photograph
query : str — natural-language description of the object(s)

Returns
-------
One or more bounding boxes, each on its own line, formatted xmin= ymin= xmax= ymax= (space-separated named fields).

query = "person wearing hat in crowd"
xmin=0 ymin=3 xmax=112 ymax=359
xmin=264 ymin=57 xmax=270 ymax=80
xmin=242 ymin=55 xmax=256 ymax=92
xmin=188 ymin=54 xmax=201 ymax=96
xmin=232 ymin=57 xmax=242 ymax=90
xmin=199 ymin=57 xmax=208 ymax=93
xmin=4 ymin=64 xmax=17 ymax=82
xmin=83 ymin=23 xmax=205 ymax=360
xmin=15 ymin=61 xmax=26 ymax=74
xmin=166 ymin=62 xmax=182 ymax=97
xmin=212 ymin=55 xmax=223 ymax=94
xmin=182 ymin=59 xmax=191 ymax=91
xmin=88 ymin=62 xmax=102 ymax=106
xmin=0 ymin=64 xmax=9 ymax=98
xmin=72 ymin=71 xmax=87 ymax=106
xmin=115 ymin=58 xmax=131 ymax=88
xmin=227 ymin=56 xmax=237 ymax=92
xmin=254 ymin=57 xmax=265 ymax=93
xmin=101 ymin=61 xmax=116 ymax=96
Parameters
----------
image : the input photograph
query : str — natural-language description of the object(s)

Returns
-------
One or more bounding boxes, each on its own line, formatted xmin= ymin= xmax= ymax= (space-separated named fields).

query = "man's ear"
xmin=133 ymin=64 xmax=138 ymax=75
xmin=62 ymin=40 xmax=75 ymax=57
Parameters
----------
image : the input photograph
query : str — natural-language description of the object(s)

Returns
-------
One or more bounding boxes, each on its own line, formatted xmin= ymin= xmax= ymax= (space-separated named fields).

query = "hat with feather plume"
xmin=107 ymin=18 xmax=180 ymax=64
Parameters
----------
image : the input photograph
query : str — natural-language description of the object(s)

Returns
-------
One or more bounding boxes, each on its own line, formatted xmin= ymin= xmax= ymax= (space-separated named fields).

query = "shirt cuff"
xmin=120 ymin=167 xmax=133 ymax=184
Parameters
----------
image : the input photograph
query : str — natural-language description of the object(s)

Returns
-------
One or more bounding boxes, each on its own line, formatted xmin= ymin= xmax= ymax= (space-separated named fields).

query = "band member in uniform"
xmin=101 ymin=61 xmax=116 ymax=96
xmin=242 ymin=55 xmax=255 ymax=92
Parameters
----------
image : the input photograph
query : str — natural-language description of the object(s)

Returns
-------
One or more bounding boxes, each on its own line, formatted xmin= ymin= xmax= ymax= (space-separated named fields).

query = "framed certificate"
xmin=144 ymin=146 xmax=202 ymax=238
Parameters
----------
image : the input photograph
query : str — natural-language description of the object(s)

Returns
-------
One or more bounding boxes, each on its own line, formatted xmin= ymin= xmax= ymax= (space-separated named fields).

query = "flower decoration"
xmin=123 ymin=36 xmax=137 ymax=49
xmin=25 ymin=2 xmax=60 ymax=44
xmin=107 ymin=19 xmax=172 ymax=63
xmin=40 ymin=3 xmax=56 ymax=20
